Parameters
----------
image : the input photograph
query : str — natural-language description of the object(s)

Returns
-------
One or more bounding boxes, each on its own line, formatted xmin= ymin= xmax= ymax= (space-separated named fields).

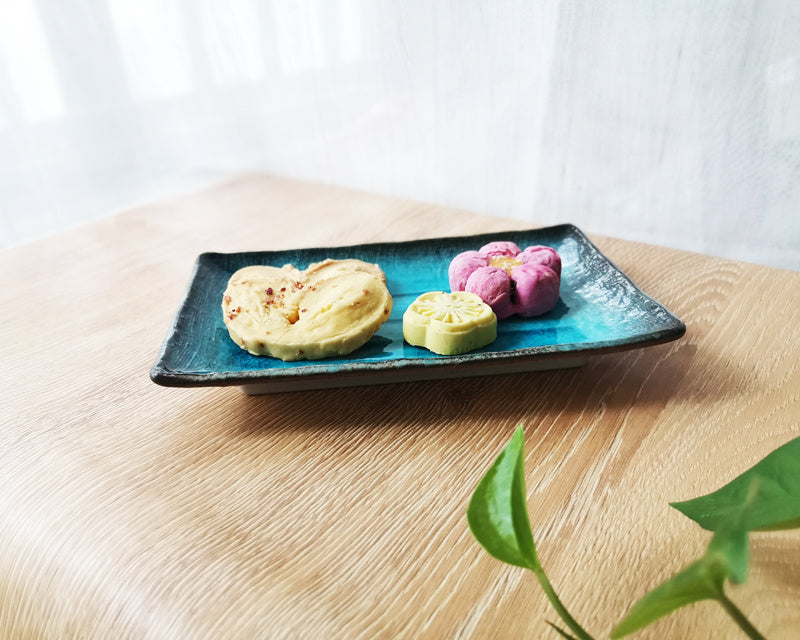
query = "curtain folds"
xmin=0 ymin=1 xmax=797 ymax=269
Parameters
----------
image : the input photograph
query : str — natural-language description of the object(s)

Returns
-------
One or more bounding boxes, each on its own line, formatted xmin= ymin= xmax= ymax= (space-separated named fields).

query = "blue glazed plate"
xmin=150 ymin=224 xmax=685 ymax=394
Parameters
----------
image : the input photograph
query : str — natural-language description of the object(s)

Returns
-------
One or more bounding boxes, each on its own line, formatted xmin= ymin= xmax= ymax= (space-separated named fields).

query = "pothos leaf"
xmin=467 ymin=425 xmax=538 ymax=570
xmin=671 ymin=437 xmax=800 ymax=532
xmin=610 ymin=527 xmax=745 ymax=638
xmin=468 ymin=426 xmax=596 ymax=640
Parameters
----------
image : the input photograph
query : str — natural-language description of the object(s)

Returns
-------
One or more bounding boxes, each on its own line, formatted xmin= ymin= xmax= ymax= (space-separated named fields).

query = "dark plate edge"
xmin=192 ymin=223 xmax=582 ymax=265
xmin=150 ymin=323 xmax=686 ymax=388
xmin=149 ymin=253 xmax=207 ymax=384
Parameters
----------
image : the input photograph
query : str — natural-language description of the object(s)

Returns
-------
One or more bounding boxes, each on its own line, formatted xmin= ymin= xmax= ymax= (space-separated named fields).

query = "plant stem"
xmin=717 ymin=593 xmax=767 ymax=640
xmin=532 ymin=568 xmax=595 ymax=640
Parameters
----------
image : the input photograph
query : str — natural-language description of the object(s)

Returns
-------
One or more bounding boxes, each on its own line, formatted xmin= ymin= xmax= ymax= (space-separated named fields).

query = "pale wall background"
xmin=1 ymin=1 xmax=798 ymax=269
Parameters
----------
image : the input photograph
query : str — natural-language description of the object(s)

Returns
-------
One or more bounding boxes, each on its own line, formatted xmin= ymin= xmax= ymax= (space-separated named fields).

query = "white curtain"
xmin=0 ymin=1 xmax=798 ymax=269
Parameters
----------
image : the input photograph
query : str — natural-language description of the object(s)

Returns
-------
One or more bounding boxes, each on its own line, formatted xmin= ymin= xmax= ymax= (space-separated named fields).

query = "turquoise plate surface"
xmin=150 ymin=224 xmax=685 ymax=394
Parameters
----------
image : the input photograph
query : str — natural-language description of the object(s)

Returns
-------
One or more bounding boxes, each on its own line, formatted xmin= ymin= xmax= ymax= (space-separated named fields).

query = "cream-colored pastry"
xmin=222 ymin=259 xmax=392 ymax=361
xmin=403 ymin=291 xmax=496 ymax=355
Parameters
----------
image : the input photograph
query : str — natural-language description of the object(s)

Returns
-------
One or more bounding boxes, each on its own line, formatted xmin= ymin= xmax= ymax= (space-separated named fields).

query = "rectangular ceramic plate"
xmin=151 ymin=224 xmax=685 ymax=394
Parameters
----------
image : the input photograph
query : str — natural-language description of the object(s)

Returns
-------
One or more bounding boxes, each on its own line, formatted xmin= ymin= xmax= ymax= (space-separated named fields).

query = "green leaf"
xmin=546 ymin=621 xmax=580 ymax=639
xmin=763 ymin=516 xmax=800 ymax=530
xmin=611 ymin=527 xmax=747 ymax=638
xmin=610 ymin=555 xmax=724 ymax=637
xmin=707 ymin=526 xmax=749 ymax=584
xmin=671 ymin=437 xmax=800 ymax=532
xmin=467 ymin=425 xmax=538 ymax=570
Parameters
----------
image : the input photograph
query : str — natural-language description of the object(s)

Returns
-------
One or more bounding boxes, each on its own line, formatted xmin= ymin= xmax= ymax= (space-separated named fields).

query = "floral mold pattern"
xmin=448 ymin=241 xmax=561 ymax=319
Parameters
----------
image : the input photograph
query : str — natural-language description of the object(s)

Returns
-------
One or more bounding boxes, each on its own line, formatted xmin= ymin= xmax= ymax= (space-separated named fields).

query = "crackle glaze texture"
xmin=152 ymin=224 xmax=685 ymax=393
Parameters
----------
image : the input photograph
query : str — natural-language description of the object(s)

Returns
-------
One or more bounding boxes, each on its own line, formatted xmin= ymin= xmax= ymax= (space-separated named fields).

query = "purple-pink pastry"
xmin=448 ymin=241 xmax=561 ymax=319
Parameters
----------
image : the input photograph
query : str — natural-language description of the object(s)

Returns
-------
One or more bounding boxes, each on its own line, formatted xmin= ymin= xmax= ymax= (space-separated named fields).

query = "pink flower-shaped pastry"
xmin=448 ymin=241 xmax=561 ymax=319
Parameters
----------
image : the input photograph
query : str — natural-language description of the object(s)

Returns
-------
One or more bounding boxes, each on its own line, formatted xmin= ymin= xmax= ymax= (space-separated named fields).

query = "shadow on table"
xmin=225 ymin=337 xmax=751 ymax=438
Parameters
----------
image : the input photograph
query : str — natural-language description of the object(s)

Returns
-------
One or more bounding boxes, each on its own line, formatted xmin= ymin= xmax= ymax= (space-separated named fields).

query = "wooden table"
xmin=1 ymin=174 xmax=798 ymax=639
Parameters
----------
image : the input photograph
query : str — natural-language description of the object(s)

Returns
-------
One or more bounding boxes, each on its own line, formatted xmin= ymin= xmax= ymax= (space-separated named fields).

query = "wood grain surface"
xmin=0 ymin=174 xmax=798 ymax=639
